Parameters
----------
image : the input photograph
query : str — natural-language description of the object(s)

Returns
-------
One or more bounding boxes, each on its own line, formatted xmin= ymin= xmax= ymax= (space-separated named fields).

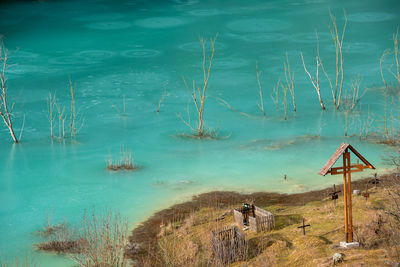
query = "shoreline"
xmin=126 ymin=172 xmax=387 ymax=261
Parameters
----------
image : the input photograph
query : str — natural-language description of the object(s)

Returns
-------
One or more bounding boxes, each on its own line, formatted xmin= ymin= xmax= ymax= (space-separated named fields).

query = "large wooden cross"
xmin=319 ymin=143 xmax=375 ymax=243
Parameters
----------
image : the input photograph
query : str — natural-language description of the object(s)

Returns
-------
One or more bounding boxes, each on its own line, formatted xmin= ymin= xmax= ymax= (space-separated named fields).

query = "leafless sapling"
xmin=301 ymin=30 xmax=326 ymax=110
xmin=284 ymin=54 xmax=296 ymax=112
xmin=326 ymin=9 xmax=347 ymax=109
xmin=0 ymin=41 xmax=19 ymax=143
xmin=178 ymin=34 xmax=218 ymax=137
xmin=157 ymin=82 xmax=168 ymax=113
xmin=256 ymin=62 xmax=266 ymax=117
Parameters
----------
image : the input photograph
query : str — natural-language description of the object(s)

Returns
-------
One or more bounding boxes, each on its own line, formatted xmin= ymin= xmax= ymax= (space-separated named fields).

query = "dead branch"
xmin=300 ymin=30 xmax=326 ymax=110
xmin=47 ymin=92 xmax=56 ymax=138
xmin=284 ymin=54 xmax=296 ymax=112
xmin=256 ymin=62 xmax=266 ymax=117
xmin=328 ymin=8 xmax=347 ymax=109
xmin=212 ymin=96 xmax=251 ymax=118
xmin=271 ymin=78 xmax=280 ymax=110
xmin=157 ymin=82 xmax=168 ymax=113
xmin=181 ymin=34 xmax=218 ymax=137
xmin=0 ymin=41 xmax=19 ymax=143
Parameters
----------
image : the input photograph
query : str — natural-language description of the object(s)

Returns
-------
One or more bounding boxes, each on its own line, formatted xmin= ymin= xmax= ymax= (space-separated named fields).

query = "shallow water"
xmin=0 ymin=0 xmax=399 ymax=265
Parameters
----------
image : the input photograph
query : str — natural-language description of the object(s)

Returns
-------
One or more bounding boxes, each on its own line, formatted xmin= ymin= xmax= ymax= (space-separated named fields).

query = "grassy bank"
xmin=127 ymin=173 xmax=400 ymax=266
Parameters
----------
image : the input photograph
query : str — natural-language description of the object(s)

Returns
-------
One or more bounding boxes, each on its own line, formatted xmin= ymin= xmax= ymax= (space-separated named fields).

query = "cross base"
xmin=339 ymin=241 xmax=359 ymax=249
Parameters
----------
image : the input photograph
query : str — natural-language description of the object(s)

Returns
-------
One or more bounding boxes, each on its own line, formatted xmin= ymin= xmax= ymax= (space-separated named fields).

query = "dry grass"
xmin=1 ymin=256 xmax=35 ymax=267
xmin=35 ymin=209 xmax=128 ymax=266
xmin=128 ymin=175 xmax=398 ymax=266
xmin=107 ymin=145 xmax=138 ymax=171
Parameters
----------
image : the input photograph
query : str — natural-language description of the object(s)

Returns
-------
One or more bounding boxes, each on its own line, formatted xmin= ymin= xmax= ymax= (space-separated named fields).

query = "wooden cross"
xmin=363 ymin=184 xmax=370 ymax=201
xmin=319 ymin=143 xmax=375 ymax=243
xmin=329 ymin=184 xmax=341 ymax=206
xmin=297 ymin=218 xmax=311 ymax=235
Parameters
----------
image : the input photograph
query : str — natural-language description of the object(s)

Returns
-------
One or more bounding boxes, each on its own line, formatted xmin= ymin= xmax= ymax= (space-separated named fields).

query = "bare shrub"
xmin=107 ymin=145 xmax=137 ymax=171
xmin=178 ymin=34 xmax=218 ymax=138
xmin=353 ymin=212 xmax=386 ymax=248
xmin=1 ymin=255 xmax=35 ymax=267
xmin=70 ymin=209 xmax=128 ymax=267
xmin=35 ymin=211 xmax=78 ymax=254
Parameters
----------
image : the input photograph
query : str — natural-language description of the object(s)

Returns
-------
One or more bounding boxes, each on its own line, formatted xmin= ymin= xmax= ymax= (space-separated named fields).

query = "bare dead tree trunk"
xmin=300 ymin=30 xmax=326 ymax=110
xmin=0 ymin=42 xmax=18 ymax=143
xmin=284 ymin=54 xmax=295 ymax=112
xmin=328 ymin=9 xmax=347 ymax=110
xmin=55 ymin=102 xmax=65 ymax=141
xmin=256 ymin=62 xmax=266 ymax=117
xmin=157 ymin=83 xmax=167 ymax=113
xmin=181 ymin=34 xmax=218 ymax=137
xmin=271 ymin=78 xmax=280 ymax=110
xmin=342 ymin=76 xmax=362 ymax=137
xmin=280 ymin=80 xmax=288 ymax=120
xmin=47 ymin=92 xmax=56 ymax=138
xmin=394 ymin=27 xmax=400 ymax=85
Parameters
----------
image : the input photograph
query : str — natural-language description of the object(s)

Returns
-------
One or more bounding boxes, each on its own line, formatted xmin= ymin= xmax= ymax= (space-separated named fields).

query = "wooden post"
xmin=319 ymin=143 xmax=375 ymax=245
xmin=345 ymin=150 xmax=353 ymax=242
xmin=343 ymin=149 xmax=349 ymax=243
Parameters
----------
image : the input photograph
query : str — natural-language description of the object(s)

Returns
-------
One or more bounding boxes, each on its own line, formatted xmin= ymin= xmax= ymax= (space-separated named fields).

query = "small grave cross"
xmin=363 ymin=185 xmax=370 ymax=201
xmin=329 ymin=184 xmax=341 ymax=206
xmin=297 ymin=218 xmax=311 ymax=235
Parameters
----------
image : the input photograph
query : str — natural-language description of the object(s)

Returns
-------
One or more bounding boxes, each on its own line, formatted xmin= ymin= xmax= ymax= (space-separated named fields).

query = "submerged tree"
xmin=278 ymin=54 xmax=295 ymax=120
xmin=342 ymin=76 xmax=362 ymax=136
xmin=178 ymin=34 xmax=218 ymax=137
xmin=284 ymin=54 xmax=296 ymax=112
xmin=301 ymin=30 xmax=326 ymax=110
xmin=0 ymin=41 xmax=19 ymax=143
xmin=47 ymin=79 xmax=83 ymax=141
xmin=256 ymin=62 xmax=266 ymax=117
xmin=393 ymin=27 xmax=400 ymax=85
xmin=325 ymin=9 xmax=347 ymax=109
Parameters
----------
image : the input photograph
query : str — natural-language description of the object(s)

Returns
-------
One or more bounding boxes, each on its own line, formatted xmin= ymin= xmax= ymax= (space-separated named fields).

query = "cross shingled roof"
xmin=318 ymin=143 xmax=375 ymax=176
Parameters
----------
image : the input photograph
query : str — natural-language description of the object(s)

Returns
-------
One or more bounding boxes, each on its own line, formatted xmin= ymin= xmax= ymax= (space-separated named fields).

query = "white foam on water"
xmin=120 ymin=49 xmax=161 ymax=58
xmin=347 ymin=12 xmax=396 ymax=22
xmin=135 ymin=17 xmax=187 ymax=29
xmin=85 ymin=21 xmax=131 ymax=30
xmin=226 ymin=18 xmax=291 ymax=33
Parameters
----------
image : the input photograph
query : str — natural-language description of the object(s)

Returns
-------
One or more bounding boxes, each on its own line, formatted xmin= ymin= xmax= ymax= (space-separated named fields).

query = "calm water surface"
xmin=0 ymin=0 xmax=399 ymax=265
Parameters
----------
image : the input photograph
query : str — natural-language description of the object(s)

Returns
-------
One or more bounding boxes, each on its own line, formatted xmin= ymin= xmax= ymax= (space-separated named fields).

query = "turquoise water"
xmin=0 ymin=0 xmax=399 ymax=265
